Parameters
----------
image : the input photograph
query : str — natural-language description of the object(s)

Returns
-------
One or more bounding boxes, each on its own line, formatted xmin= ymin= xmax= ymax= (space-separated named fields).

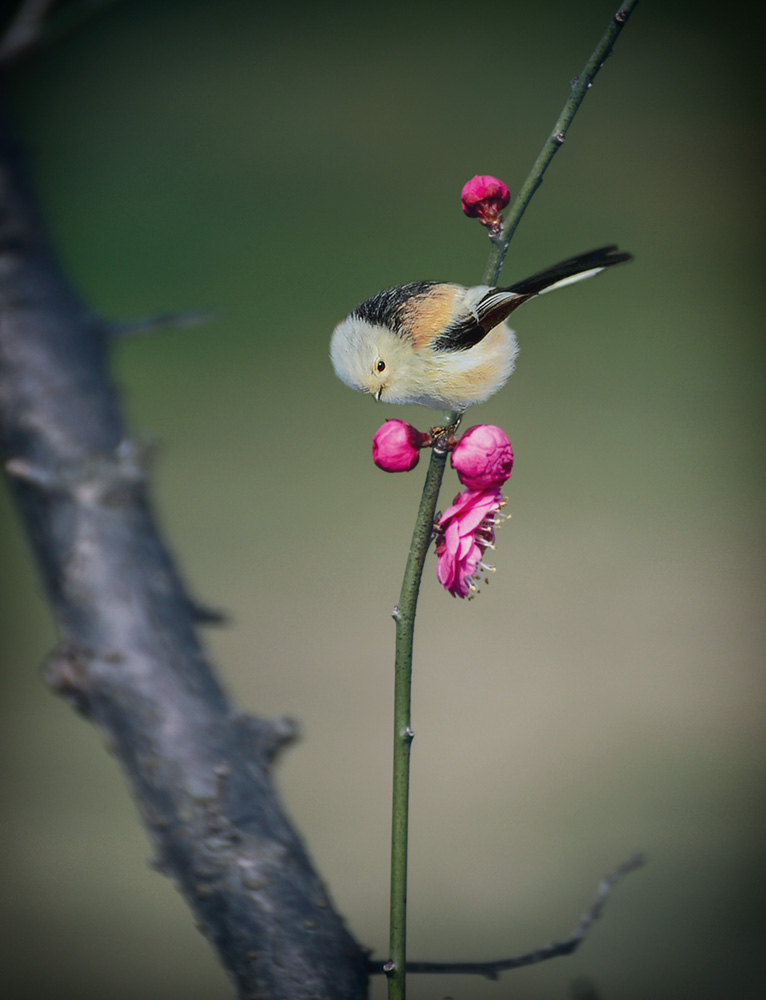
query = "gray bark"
xmin=0 ymin=89 xmax=369 ymax=1000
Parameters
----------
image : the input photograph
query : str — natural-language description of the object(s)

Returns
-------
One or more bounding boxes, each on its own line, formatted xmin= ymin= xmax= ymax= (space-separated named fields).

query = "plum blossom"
xmin=372 ymin=420 xmax=430 ymax=472
xmin=460 ymin=175 xmax=511 ymax=233
xmin=435 ymin=486 xmax=506 ymax=598
xmin=451 ymin=424 xmax=513 ymax=490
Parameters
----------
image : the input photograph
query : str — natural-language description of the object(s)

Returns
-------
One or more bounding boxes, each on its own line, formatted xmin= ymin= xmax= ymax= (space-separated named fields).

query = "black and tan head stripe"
xmin=353 ymin=281 xmax=440 ymax=336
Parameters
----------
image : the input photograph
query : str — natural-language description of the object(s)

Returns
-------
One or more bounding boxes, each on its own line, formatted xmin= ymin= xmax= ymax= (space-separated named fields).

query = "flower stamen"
xmin=434 ymin=486 xmax=507 ymax=598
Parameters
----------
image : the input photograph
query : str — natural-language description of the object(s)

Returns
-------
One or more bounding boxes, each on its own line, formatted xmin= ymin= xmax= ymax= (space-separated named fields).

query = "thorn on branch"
xmin=148 ymin=856 xmax=169 ymax=876
xmin=109 ymin=309 xmax=215 ymax=339
xmin=235 ymin=713 xmax=300 ymax=768
xmin=115 ymin=435 xmax=159 ymax=474
xmin=189 ymin=600 xmax=230 ymax=626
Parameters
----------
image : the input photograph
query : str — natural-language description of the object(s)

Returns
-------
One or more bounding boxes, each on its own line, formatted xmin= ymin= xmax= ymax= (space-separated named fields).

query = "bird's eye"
xmin=375 ymin=359 xmax=386 ymax=373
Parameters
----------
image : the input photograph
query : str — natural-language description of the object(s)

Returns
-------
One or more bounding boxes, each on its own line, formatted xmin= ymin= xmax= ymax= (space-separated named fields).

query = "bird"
xmin=330 ymin=245 xmax=632 ymax=412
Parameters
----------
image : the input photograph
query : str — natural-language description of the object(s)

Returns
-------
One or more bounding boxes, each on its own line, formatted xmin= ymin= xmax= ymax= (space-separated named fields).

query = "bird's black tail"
xmin=503 ymin=245 xmax=633 ymax=297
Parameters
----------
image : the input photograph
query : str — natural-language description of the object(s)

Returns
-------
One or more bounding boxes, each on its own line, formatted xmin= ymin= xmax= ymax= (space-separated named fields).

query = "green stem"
xmin=386 ymin=417 xmax=456 ymax=1000
xmin=483 ymin=0 xmax=639 ymax=287
xmin=385 ymin=6 xmax=640 ymax=995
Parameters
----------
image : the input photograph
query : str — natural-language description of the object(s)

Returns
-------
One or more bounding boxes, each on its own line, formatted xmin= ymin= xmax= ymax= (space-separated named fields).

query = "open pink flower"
xmin=461 ymin=175 xmax=511 ymax=233
xmin=372 ymin=420 xmax=430 ymax=472
xmin=435 ymin=487 xmax=505 ymax=598
xmin=451 ymin=424 xmax=514 ymax=490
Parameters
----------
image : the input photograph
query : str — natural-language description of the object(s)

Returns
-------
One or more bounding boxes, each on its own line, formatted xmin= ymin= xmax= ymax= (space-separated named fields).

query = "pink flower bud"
xmin=461 ymin=175 xmax=511 ymax=233
xmin=451 ymin=424 xmax=514 ymax=490
xmin=372 ymin=420 xmax=429 ymax=473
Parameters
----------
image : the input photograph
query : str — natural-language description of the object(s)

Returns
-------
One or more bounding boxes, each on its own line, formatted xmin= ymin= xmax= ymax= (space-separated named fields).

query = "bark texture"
xmin=0 ymin=90 xmax=369 ymax=1000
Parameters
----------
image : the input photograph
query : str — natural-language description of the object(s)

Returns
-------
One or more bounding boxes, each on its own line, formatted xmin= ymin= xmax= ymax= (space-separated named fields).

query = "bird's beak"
xmin=375 ymin=388 xmax=383 ymax=402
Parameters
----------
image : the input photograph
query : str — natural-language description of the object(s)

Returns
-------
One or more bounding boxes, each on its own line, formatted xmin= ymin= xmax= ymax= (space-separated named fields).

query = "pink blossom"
xmin=460 ymin=175 xmax=511 ymax=233
xmin=435 ymin=487 xmax=505 ymax=598
xmin=372 ymin=420 xmax=430 ymax=472
xmin=451 ymin=424 xmax=514 ymax=490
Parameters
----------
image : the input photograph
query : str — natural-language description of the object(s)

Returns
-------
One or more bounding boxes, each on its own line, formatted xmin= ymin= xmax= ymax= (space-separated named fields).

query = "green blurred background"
xmin=1 ymin=1 xmax=763 ymax=998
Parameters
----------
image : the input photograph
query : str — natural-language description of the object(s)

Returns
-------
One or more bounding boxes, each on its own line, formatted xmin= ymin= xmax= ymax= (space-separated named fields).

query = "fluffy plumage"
xmin=330 ymin=246 xmax=631 ymax=411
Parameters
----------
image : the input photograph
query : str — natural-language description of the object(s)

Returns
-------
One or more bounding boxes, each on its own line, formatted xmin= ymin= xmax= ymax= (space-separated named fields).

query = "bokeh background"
xmin=1 ymin=1 xmax=763 ymax=998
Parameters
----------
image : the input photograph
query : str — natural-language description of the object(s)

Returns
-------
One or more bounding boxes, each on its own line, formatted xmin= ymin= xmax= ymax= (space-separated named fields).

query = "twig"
xmin=108 ymin=308 xmax=215 ymax=339
xmin=374 ymin=854 xmax=644 ymax=979
xmin=483 ymin=0 xmax=640 ymax=287
xmin=0 ymin=0 xmax=118 ymax=65
xmin=0 ymin=0 xmax=56 ymax=64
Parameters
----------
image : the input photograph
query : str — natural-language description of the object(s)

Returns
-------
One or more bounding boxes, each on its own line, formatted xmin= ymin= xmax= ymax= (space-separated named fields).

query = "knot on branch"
xmin=234 ymin=713 xmax=300 ymax=769
xmin=4 ymin=436 xmax=157 ymax=507
xmin=43 ymin=641 xmax=94 ymax=715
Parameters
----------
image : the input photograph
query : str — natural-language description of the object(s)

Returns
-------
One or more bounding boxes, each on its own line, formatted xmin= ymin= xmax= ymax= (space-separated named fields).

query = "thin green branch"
xmin=386 ymin=6 xmax=639 ymax=998
xmin=385 ymin=417 xmax=456 ymax=1000
xmin=483 ymin=0 xmax=639 ymax=287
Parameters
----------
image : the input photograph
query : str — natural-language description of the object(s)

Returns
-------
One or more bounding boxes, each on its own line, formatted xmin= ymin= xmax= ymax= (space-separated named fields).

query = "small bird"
xmin=330 ymin=245 xmax=632 ymax=412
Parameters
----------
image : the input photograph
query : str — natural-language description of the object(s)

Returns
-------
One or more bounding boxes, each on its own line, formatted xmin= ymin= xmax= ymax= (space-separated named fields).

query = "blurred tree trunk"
xmin=0 ymin=70 xmax=369 ymax=1000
